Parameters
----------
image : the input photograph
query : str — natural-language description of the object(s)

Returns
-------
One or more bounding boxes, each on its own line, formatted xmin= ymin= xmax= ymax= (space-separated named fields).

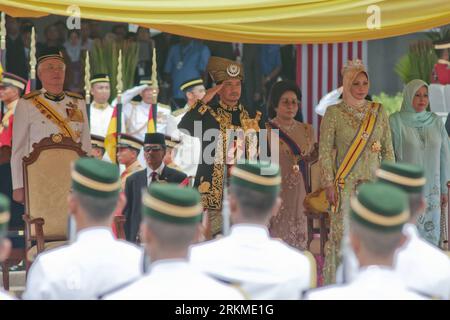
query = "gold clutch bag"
xmin=304 ymin=188 xmax=329 ymax=214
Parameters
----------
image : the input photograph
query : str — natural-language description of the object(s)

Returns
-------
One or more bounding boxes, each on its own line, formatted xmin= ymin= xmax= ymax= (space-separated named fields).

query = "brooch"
xmin=371 ymin=140 xmax=382 ymax=153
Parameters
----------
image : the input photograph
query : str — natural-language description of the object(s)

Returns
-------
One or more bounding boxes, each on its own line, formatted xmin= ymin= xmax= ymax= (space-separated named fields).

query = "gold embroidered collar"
xmin=219 ymin=101 xmax=240 ymax=112
xmin=44 ymin=91 xmax=65 ymax=102
xmin=92 ymin=102 xmax=108 ymax=110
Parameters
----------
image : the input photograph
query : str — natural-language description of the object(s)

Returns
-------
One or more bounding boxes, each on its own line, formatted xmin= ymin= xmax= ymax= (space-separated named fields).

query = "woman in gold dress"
xmin=266 ymin=81 xmax=315 ymax=250
xmin=318 ymin=60 xmax=394 ymax=284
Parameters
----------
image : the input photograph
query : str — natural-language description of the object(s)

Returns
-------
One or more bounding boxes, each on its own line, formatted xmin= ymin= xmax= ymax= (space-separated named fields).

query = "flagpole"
xmin=0 ymin=12 xmax=6 ymax=121
xmin=29 ymin=27 xmax=36 ymax=91
xmin=150 ymin=47 xmax=158 ymax=131
xmin=116 ymin=49 xmax=123 ymax=163
xmin=84 ymin=51 xmax=91 ymax=125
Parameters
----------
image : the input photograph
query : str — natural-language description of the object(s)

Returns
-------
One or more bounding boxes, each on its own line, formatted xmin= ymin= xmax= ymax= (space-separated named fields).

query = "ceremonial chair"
xmin=22 ymin=134 xmax=86 ymax=272
xmin=303 ymin=143 xmax=330 ymax=257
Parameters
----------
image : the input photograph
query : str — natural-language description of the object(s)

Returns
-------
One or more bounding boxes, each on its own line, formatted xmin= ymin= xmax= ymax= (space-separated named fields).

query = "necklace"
xmin=273 ymin=117 xmax=295 ymax=132
xmin=342 ymin=100 xmax=368 ymax=121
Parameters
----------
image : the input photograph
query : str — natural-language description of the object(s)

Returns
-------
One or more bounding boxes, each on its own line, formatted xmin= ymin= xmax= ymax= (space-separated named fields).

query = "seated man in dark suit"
xmin=123 ymin=132 xmax=187 ymax=243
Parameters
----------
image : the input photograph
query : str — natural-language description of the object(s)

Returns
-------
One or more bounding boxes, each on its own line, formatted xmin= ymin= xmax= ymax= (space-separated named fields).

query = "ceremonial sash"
xmin=32 ymin=95 xmax=77 ymax=140
xmin=332 ymin=102 xmax=381 ymax=212
xmin=267 ymin=120 xmax=307 ymax=181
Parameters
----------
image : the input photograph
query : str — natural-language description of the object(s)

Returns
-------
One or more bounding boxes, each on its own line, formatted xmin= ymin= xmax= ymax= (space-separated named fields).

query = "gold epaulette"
xmin=158 ymin=103 xmax=171 ymax=110
xmin=171 ymin=107 xmax=188 ymax=117
xmin=23 ymin=90 xmax=41 ymax=100
xmin=65 ymin=91 xmax=84 ymax=99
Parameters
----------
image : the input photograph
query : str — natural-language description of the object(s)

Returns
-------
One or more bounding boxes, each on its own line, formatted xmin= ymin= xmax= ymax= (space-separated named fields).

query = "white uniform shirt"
xmin=11 ymin=89 xmax=92 ymax=189
xmin=395 ymin=223 xmax=450 ymax=299
xmin=23 ymin=228 xmax=142 ymax=300
xmin=123 ymin=102 xmax=171 ymax=141
xmin=0 ymin=290 xmax=15 ymax=300
xmin=307 ymin=266 xmax=427 ymax=300
xmin=89 ymin=102 xmax=115 ymax=137
xmin=189 ymin=224 xmax=313 ymax=299
xmin=104 ymin=259 xmax=243 ymax=300
xmin=166 ymin=104 xmax=201 ymax=177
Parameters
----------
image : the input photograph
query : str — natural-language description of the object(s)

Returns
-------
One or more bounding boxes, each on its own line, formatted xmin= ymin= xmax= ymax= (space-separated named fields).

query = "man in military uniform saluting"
xmin=178 ymin=57 xmax=261 ymax=236
xmin=11 ymin=48 xmax=91 ymax=203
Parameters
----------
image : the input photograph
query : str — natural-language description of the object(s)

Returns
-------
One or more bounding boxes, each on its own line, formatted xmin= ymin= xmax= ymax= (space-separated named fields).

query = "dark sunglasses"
xmin=144 ymin=145 xmax=163 ymax=152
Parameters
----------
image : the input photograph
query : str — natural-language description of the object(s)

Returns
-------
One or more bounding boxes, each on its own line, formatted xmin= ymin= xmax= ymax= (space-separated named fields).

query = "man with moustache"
xmin=11 ymin=48 xmax=91 ymax=204
xmin=123 ymin=132 xmax=186 ymax=243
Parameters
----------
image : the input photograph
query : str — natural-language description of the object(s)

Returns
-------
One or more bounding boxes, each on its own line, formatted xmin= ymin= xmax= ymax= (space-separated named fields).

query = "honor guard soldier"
xmin=163 ymin=134 xmax=183 ymax=172
xmin=178 ymin=57 xmax=262 ymax=236
xmin=104 ymin=183 xmax=243 ymax=300
xmin=89 ymin=74 xmax=117 ymax=137
xmin=0 ymin=72 xmax=27 ymax=230
xmin=307 ymin=182 xmax=426 ymax=300
xmin=375 ymin=162 xmax=450 ymax=300
xmin=11 ymin=48 xmax=91 ymax=204
xmin=117 ymin=133 xmax=144 ymax=190
xmin=0 ymin=194 xmax=15 ymax=300
xmin=165 ymin=78 xmax=204 ymax=177
xmin=23 ymin=158 xmax=142 ymax=300
xmin=121 ymin=77 xmax=171 ymax=141
xmin=190 ymin=161 xmax=314 ymax=299
xmin=90 ymin=134 xmax=106 ymax=160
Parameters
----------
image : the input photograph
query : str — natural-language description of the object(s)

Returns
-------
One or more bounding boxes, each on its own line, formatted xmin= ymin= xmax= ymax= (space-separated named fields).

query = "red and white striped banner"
xmin=296 ymin=41 xmax=368 ymax=137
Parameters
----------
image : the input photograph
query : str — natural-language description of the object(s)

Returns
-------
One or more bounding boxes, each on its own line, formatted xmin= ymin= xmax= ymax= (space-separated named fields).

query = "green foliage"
xmin=372 ymin=92 xmax=403 ymax=115
xmin=394 ymin=40 xmax=437 ymax=85
xmin=90 ymin=38 xmax=139 ymax=103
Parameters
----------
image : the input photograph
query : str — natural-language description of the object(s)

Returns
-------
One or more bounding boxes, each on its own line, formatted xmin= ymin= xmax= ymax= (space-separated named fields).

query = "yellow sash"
xmin=32 ymin=95 xmax=76 ymax=140
xmin=333 ymin=102 xmax=380 ymax=211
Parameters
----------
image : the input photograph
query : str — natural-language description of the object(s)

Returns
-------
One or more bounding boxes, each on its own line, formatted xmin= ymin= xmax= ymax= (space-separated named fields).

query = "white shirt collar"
xmin=147 ymin=162 xmax=165 ymax=178
xmin=230 ymin=224 xmax=270 ymax=240
xmin=149 ymin=259 xmax=189 ymax=274
xmin=75 ymin=227 xmax=114 ymax=242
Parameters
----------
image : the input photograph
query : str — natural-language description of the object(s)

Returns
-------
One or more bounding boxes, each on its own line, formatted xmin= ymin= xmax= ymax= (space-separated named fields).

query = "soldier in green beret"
xmin=190 ymin=161 xmax=315 ymax=299
xmin=23 ymin=158 xmax=143 ymax=300
xmin=307 ymin=182 xmax=427 ymax=299
xmin=0 ymin=194 xmax=15 ymax=300
xmin=104 ymin=183 xmax=243 ymax=300
xmin=376 ymin=162 xmax=450 ymax=299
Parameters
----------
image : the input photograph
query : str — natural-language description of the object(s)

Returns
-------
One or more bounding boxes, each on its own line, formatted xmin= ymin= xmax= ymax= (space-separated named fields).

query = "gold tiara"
xmin=341 ymin=59 xmax=367 ymax=76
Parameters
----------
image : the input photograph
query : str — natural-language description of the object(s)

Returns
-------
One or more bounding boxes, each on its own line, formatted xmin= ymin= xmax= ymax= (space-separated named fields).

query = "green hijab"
xmin=399 ymin=79 xmax=436 ymax=127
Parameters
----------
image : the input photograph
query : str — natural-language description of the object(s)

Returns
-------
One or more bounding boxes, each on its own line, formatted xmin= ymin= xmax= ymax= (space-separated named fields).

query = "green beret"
xmin=71 ymin=157 xmax=120 ymax=198
xmin=376 ymin=161 xmax=425 ymax=193
xmin=142 ymin=183 xmax=203 ymax=224
xmin=350 ymin=182 xmax=410 ymax=232
xmin=0 ymin=193 xmax=10 ymax=238
xmin=230 ymin=161 xmax=281 ymax=194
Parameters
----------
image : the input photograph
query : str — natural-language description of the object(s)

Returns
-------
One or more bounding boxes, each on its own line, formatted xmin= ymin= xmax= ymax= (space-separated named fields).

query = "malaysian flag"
xmin=296 ymin=41 xmax=368 ymax=137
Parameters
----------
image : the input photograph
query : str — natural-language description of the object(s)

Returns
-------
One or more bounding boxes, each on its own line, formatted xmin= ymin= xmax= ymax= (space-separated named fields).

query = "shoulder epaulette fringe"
xmin=65 ymin=91 xmax=84 ymax=99
xmin=22 ymin=90 xmax=41 ymax=99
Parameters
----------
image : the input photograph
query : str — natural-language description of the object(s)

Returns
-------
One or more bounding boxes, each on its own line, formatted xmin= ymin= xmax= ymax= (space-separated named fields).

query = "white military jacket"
xmin=189 ymin=224 xmax=314 ymax=299
xmin=104 ymin=259 xmax=243 ymax=300
xmin=23 ymin=227 xmax=143 ymax=300
xmin=11 ymin=89 xmax=91 ymax=189
xmin=166 ymin=104 xmax=201 ymax=177
xmin=89 ymin=101 xmax=114 ymax=137
xmin=123 ymin=101 xmax=171 ymax=141
xmin=0 ymin=290 xmax=15 ymax=300
xmin=395 ymin=223 xmax=450 ymax=299
xmin=307 ymin=266 xmax=427 ymax=300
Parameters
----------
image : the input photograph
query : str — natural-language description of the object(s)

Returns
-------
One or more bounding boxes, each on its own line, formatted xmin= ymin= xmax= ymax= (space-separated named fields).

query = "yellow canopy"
xmin=1 ymin=0 xmax=449 ymax=43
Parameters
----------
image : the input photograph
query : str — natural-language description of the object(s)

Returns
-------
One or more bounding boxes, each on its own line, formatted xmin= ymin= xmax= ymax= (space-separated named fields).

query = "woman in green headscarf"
xmin=390 ymin=79 xmax=450 ymax=246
